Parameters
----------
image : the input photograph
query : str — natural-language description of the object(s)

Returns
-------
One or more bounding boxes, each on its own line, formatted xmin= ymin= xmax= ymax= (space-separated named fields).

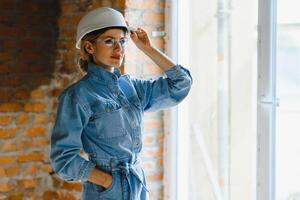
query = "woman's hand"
xmin=101 ymin=173 xmax=113 ymax=189
xmin=89 ymin=168 xmax=113 ymax=189
xmin=127 ymin=24 xmax=175 ymax=71
xmin=130 ymin=27 xmax=152 ymax=52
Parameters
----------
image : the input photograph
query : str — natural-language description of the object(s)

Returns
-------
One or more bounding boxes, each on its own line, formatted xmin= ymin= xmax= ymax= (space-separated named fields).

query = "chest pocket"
xmin=119 ymin=77 xmax=141 ymax=109
xmin=91 ymin=100 xmax=126 ymax=139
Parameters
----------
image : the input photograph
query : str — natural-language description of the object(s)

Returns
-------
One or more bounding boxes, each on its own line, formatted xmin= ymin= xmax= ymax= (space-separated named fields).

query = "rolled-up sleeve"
xmin=50 ymin=91 xmax=96 ymax=182
xmin=132 ymin=64 xmax=192 ymax=112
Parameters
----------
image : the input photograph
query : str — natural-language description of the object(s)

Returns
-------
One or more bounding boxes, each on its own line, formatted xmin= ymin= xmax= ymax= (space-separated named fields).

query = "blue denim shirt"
xmin=50 ymin=62 xmax=192 ymax=197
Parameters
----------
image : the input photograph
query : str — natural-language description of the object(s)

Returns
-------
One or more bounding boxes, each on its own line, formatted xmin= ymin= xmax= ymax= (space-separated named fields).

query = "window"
xmin=165 ymin=0 xmax=299 ymax=199
xmin=166 ymin=0 xmax=258 ymax=199
xmin=276 ymin=0 xmax=300 ymax=199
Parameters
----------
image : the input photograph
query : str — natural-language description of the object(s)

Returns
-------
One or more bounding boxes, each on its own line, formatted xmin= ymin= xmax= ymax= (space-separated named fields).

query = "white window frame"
xmin=164 ymin=0 xmax=179 ymax=199
xmin=257 ymin=0 xmax=277 ymax=199
xmin=164 ymin=0 xmax=190 ymax=199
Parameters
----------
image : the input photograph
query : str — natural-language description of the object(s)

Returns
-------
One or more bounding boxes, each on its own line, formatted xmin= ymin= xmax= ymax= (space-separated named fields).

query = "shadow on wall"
xmin=0 ymin=0 xmax=63 ymax=198
xmin=0 ymin=1 xmax=59 ymax=105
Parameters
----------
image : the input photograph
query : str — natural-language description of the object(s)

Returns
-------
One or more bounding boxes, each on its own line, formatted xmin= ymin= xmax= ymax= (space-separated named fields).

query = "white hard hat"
xmin=76 ymin=7 xmax=128 ymax=49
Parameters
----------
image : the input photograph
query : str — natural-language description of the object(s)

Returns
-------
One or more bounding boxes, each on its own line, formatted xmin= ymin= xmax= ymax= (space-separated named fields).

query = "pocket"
xmin=93 ymin=103 xmax=126 ymax=139
xmin=99 ymin=172 xmax=116 ymax=195
xmin=85 ymin=172 xmax=116 ymax=195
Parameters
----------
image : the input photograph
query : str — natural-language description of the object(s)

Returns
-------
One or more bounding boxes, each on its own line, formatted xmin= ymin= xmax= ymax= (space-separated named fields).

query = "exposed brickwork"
xmin=0 ymin=0 xmax=167 ymax=199
xmin=0 ymin=0 xmax=60 ymax=199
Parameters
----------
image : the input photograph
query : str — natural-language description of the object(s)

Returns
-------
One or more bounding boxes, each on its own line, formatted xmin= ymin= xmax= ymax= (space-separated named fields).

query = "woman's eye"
xmin=104 ymin=39 xmax=114 ymax=46
xmin=120 ymin=39 xmax=126 ymax=45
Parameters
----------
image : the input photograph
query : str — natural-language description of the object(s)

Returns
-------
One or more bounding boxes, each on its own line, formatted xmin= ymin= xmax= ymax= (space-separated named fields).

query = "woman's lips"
xmin=111 ymin=55 xmax=121 ymax=60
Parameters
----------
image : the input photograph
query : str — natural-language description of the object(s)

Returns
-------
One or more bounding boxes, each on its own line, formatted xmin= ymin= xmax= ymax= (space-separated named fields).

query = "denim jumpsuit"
xmin=50 ymin=62 xmax=192 ymax=200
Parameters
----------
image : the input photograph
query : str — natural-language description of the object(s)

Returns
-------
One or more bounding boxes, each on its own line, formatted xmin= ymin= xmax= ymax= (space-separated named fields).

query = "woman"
xmin=50 ymin=7 xmax=192 ymax=200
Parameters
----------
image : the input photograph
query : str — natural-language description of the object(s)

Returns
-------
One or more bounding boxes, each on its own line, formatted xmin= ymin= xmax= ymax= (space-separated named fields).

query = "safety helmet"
xmin=76 ymin=7 xmax=128 ymax=49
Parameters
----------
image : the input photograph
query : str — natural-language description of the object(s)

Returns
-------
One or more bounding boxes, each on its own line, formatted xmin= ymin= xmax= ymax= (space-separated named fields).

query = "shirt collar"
xmin=87 ymin=62 xmax=121 ymax=85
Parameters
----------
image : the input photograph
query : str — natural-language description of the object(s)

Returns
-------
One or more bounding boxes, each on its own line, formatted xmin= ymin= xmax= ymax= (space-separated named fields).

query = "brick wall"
xmin=0 ymin=0 xmax=166 ymax=199
xmin=0 ymin=0 xmax=60 ymax=199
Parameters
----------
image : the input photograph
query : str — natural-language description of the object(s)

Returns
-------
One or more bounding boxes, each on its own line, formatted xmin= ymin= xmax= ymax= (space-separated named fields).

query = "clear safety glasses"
xmin=96 ymin=37 xmax=129 ymax=48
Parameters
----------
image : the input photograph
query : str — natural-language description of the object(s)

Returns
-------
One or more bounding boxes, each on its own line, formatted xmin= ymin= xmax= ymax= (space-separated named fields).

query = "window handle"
xmin=259 ymin=98 xmax=280 ymax=107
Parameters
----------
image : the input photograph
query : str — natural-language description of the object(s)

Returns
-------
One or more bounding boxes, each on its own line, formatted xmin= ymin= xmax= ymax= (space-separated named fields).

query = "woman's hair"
xmin=78 ymin=26 xmax=128 ymax=73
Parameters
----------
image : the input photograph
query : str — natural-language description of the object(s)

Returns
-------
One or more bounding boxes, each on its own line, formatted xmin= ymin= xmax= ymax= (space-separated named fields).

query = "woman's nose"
xmin=114 ymin=41 xmax=122 ymax=50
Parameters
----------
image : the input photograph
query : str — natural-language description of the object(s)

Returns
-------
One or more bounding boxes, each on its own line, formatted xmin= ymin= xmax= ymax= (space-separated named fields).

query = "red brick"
xmin=30 ymin=89 xmax=45 ymax=99
xmin=17 ymin=114 xmax=29 ymax=125
xmin=0 ymin=116 xmax=13 ymax=126
xmin=5 ymin=166 xmax=20 ymax=177
xmin=0 ymin=167 xmax=4 ymax=176
xmin=0 ymin=183 xmax=14 ymax=192
xmin=35 ymin=139 xmax=50 ymax=147
xmin=34 ymin=114 xmax=47 ymax=124
xmin=14 ymin=90 xmax=29 ymax=100
xmin=7 ymin=193 xmax=23 ymax=200
xmin=32 ymin=77 xmax=51 ymax=85
xmin=17 ymin=179 xmax=39 ymax=189
xmin=24 ymin=103 xmax=47 ymax=112
xmin=26 ymin=127 xmax=46 ymax=137
xmin=19 ymin=3 xmax=39 ymax=12
xmin=0 ymin=88 xmax=12 ymax=100
xmin=0 ymin=156 xmax=17 ymax=164
xmin=61 ymin=27 xmax=75 ymax=39
xmin=0 ymin=77 xmax=22 ymax=86
xmin=91 ymin=0 xmax=112 ymax=8
xmin=24 ymin=165 xmax=38 ymax=175
xmin=2 ymin=40 xmax=17 ymax=49
xmin=0 ymin=26 xmax=21 ymax=37
xmin=1 ymin=141 xmax=17 ymax=152
xmin=0 ymin=64 xmax=10 ymax=73
xmin=18 ymin=152 xmax=44 ymax=163
xmin=19 ymin=139 xmax=49 ymax=150
xmin=0 ymin=128 xmax=17 ymax=139
xmin=20 ymin=51 xmax=40 ymax=61
xmin=61 ymin=3 xmax=77 ymax=14
xmin=29 ymin=65 xmax=47 ymax=73
xmin=0 ymin=103 xmax=22 ymax=112
xmin=113 ymin=0 xmax=126 ymax=9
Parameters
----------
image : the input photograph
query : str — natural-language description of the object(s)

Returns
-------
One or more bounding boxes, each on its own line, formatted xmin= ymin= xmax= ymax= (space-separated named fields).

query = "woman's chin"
xmin=110 ymin=61 xmax=123 ymax=68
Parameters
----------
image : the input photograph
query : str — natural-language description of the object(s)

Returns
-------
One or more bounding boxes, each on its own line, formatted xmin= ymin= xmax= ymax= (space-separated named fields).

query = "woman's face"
xmin=87 ymin=29 xmax=127 ymax=71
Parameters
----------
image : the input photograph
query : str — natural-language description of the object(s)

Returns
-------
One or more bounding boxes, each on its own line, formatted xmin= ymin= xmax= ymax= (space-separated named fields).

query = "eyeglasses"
xmin=96 ymin=37 xmax=129 ymax=48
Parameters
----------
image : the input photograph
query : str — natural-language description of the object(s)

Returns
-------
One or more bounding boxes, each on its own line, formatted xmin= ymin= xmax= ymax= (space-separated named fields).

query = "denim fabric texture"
xmin=50 ymin=62 xmax=192 ymax=200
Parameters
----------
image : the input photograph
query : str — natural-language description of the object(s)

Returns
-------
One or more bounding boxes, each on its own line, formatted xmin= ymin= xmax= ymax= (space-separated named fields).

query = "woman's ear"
xmin=84 ymin=41 xmax=95 ymax=54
